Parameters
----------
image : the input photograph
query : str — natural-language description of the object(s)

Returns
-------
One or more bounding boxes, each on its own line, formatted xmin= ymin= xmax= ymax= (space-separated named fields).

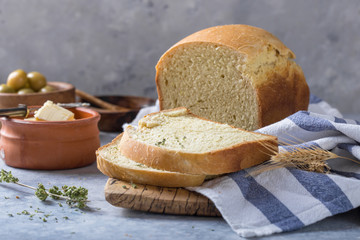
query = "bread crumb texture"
xmin=99 ymin=140 xmax=170 ymax=172
xmin=132 ymin=110 xmax=267 ymax=153
xmin=158 ymin=43 xmax=258 ymax=130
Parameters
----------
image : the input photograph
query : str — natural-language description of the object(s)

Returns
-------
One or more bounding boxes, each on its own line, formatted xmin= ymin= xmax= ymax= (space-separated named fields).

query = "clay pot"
xmin=0 ymin=82 xmax=75 ymax=108
xmin=0 ymin=107 xmax=100 ymax=170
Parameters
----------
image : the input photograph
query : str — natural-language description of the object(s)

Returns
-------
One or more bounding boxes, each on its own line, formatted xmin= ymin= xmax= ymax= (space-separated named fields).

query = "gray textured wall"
xmin=0 ymin=0 xmax=359 ymax=114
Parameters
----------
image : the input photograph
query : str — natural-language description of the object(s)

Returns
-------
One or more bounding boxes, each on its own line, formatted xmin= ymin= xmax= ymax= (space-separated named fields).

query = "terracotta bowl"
xmin=0 ymin=82 xmax=75 ymax=108
xmin=82 ymin=95 xmax=156 ymax=132
xmin=0 ymin=107 xmax=100 ymax=170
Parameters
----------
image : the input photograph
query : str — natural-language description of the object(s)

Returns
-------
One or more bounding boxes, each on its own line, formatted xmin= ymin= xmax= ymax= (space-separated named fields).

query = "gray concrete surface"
xmin=0 ymin=0 xmax=359 ymax=114
xmin=1 ymin=131 xmax=360 ymax=240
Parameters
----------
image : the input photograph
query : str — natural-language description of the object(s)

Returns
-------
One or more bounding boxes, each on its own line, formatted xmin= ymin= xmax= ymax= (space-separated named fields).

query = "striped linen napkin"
xmin=124 ymin=95 xmax=360 ymax=238
xmin=189 ymin=95 xmax=360 ymax=237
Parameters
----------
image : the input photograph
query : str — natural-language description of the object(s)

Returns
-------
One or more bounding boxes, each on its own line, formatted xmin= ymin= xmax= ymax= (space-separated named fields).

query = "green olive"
xmin=27 ymin=71 xmax=47 ymax=91
xmin=24 ymin=81 xmax=31 ymax=89
xmin=7 ymin=69 xmax=28 ymax=91
xmin=0 ymin=84 xmax=16 ymax=93
xmin=17 ymin=88 xmax=35 ymax=94
xmin=39 ymin=85 xmax=56 ymax=93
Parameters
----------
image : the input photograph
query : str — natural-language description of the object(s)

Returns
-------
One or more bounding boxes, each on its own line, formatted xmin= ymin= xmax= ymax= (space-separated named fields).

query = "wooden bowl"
xmin=82 ymin=96 xmax=156 ymax=132
xmin=0 ymin=107 xmax=100 ymax=170
xmin=0 ymin=82 xmax=75 ymax=108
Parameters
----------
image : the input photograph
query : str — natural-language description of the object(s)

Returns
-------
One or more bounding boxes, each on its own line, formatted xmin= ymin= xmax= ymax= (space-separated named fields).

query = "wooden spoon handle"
xmin=75 ymin=89 xmax=129 ymax=111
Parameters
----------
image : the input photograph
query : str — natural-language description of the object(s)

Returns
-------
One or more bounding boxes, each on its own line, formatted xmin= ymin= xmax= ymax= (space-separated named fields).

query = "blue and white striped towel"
xmin=124 ymin=95 xmax=360 ymax=238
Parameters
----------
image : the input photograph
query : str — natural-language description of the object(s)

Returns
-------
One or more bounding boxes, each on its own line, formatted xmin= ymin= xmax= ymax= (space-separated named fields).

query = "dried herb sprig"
xmin=0 ymin=169 xmax=88 ymax=208
xmin=35 ymin=183 xmax=48 ymax=201
xmin=62 ymin=185 xmax=88 ymax=209
xmin=0 ymin=169 xmax=19 ymax=183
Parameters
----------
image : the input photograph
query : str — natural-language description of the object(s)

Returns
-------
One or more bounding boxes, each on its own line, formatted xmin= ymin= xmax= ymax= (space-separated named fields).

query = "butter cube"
xmin=34 ymin=100 xmax=74 ymax=121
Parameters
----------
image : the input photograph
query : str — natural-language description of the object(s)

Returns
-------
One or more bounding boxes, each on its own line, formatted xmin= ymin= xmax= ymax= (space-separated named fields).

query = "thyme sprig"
xmin=0 ymin=169 xmax=88 ymax=208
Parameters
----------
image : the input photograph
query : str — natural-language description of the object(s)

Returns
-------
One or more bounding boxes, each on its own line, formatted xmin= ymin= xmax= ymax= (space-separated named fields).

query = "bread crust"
xmin=155 ymin=24 xmax=309 ymax=129
xmin=96 ymin=134 xmax=206 ymax=187
xmin=254 ymin=62 xmax=309 ymax=127
xmin=119 ymin=109 xmax=278 ymax=175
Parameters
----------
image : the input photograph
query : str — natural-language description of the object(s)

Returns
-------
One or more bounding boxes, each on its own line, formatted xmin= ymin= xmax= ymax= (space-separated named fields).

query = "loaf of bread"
xmin=119 ymin=107 xmax=278 ymax=175
xmin=96 ymin=134 xmax=206 ymax=187
xmin=155 ymin=24 xmax=309 ymax=130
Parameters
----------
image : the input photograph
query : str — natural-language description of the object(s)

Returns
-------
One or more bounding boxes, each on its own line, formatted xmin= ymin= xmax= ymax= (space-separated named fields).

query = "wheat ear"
xmin=248 ymin=133 xmax=357 ymax=176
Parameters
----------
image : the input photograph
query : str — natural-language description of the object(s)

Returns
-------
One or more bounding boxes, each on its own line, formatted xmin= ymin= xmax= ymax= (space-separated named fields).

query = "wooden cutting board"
xmin=104 ymin=178 xmax=221 ymax=217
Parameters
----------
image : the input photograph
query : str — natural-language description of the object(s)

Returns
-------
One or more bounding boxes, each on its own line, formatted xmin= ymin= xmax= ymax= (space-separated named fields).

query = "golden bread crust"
xmin=96 ymin=134 xmax=206 ymax=187
xmin=254 ymin=61 xmax=309 ymax=127
xmin=173 ymin=24 xmax=295 ymax=59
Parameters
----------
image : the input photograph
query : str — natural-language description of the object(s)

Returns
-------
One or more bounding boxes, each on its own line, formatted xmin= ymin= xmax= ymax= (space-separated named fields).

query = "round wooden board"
xmin=104 ymin=178 xmax=221 ymax=217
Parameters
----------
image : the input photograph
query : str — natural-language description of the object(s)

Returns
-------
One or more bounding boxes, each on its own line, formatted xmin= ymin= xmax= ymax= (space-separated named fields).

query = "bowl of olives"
xmin=0 ymin=69 xmax=75 ymax=108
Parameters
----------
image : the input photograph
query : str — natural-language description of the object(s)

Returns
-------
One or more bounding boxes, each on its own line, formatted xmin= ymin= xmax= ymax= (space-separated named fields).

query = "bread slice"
xmin=156 ymin=24 xmax=309 ymax=131
xmin=96 ymin=134 xmax=206 ymax=187
xmin=119 ymin=107 xmax=278 ymax=175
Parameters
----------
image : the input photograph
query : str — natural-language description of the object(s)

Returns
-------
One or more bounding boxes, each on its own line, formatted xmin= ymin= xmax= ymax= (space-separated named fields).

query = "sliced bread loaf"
xmin=96 ymin=134 xmax=206 ymax=187
xmin=119 ymin=107 xmax=278 ymax=175
xmin=156 ymin=24 xmax=309 ymax=131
